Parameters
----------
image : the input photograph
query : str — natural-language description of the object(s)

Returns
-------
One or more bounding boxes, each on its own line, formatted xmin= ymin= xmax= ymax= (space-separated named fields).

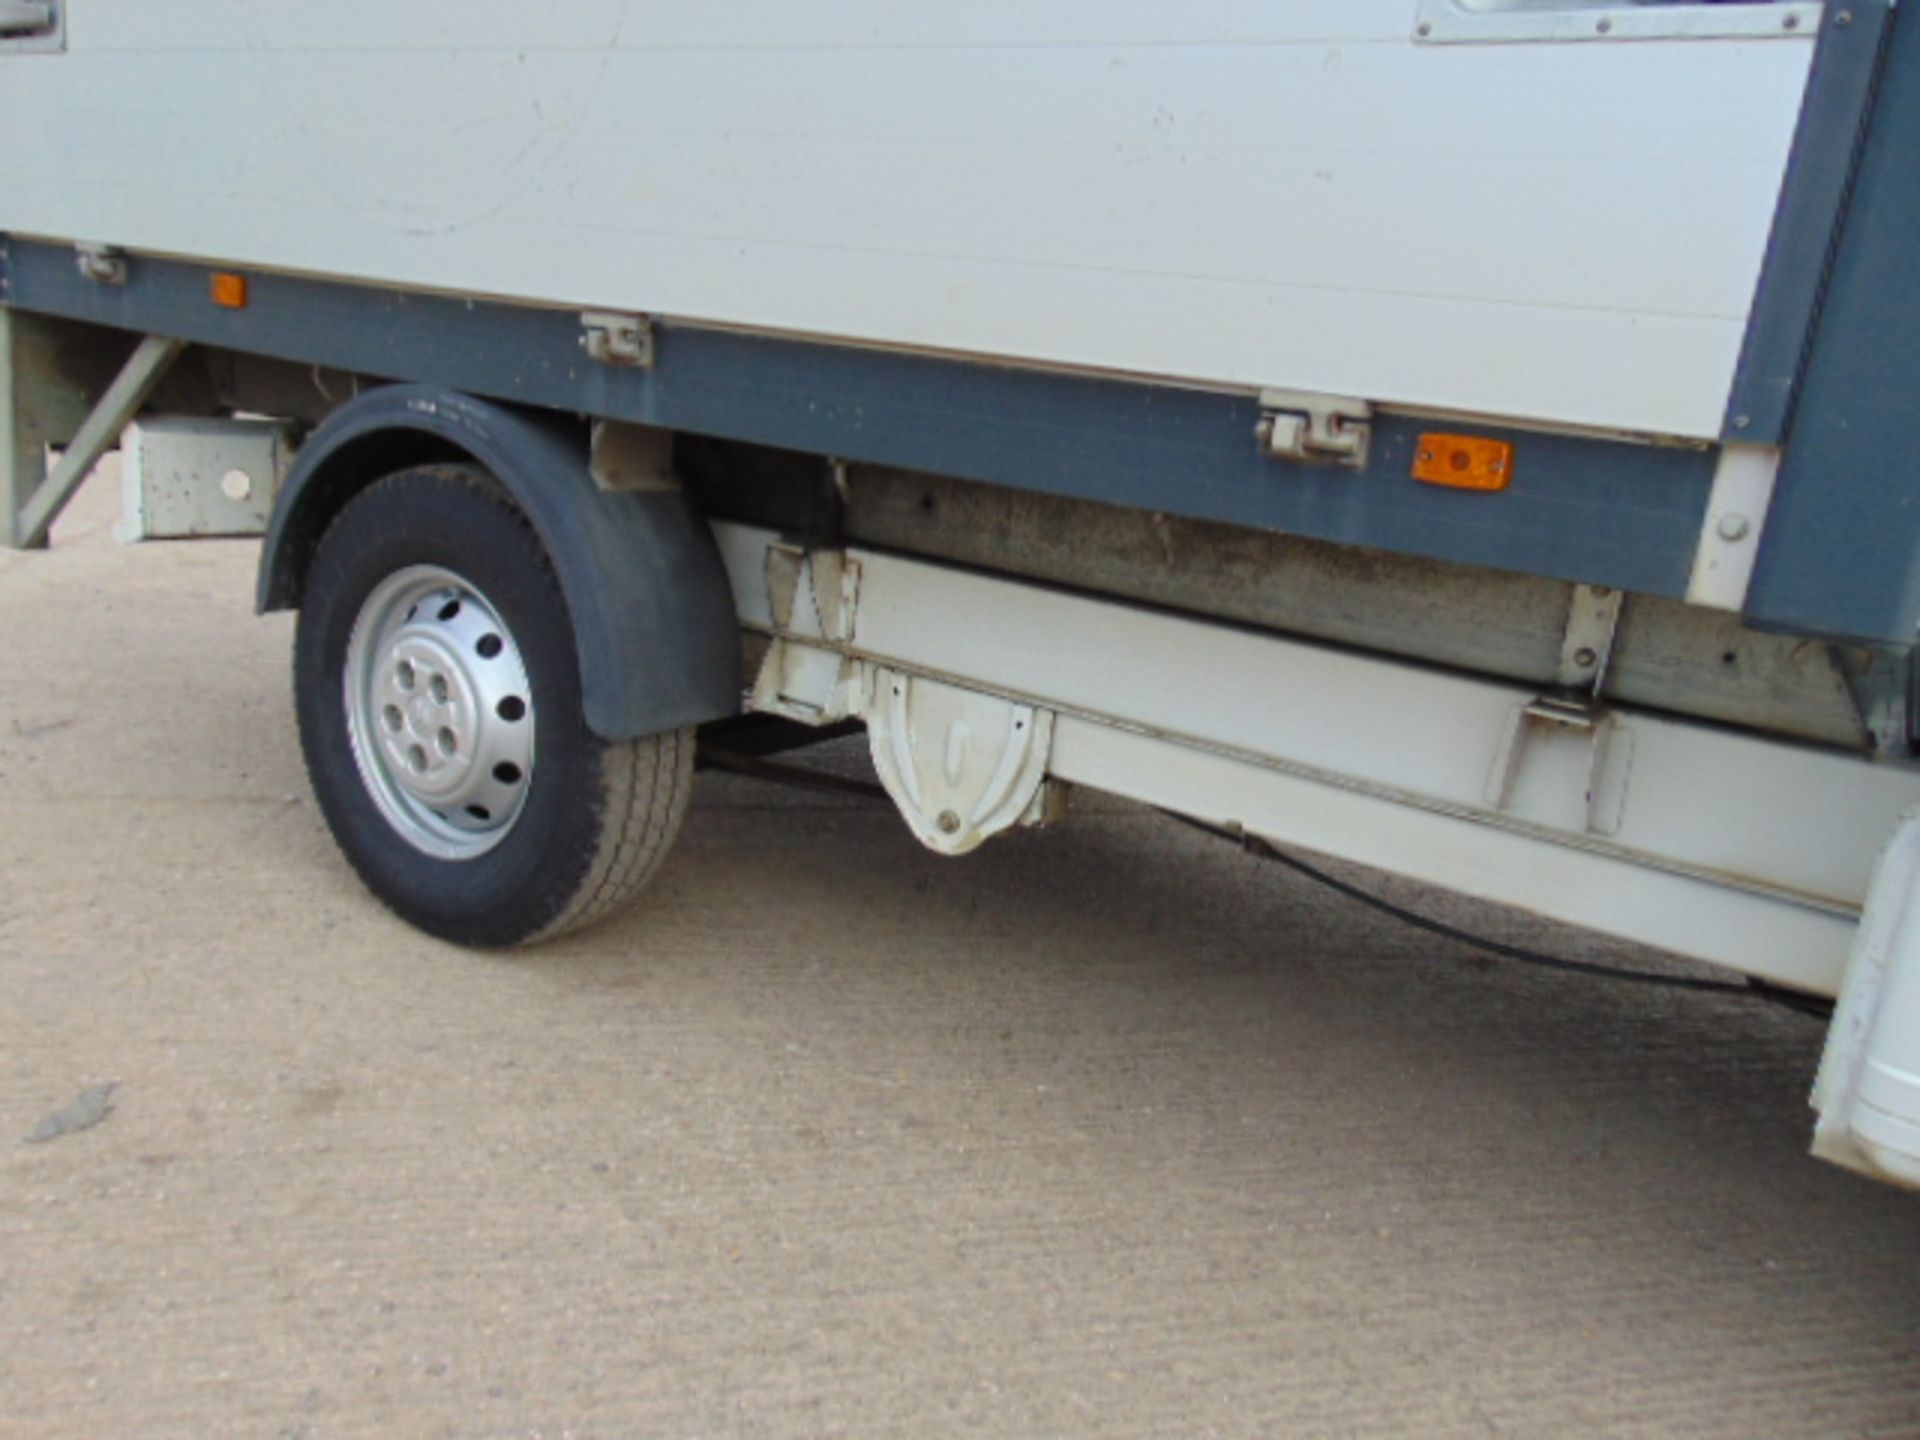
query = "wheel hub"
xmin=343 ymin=566 xmax=537 ymax=860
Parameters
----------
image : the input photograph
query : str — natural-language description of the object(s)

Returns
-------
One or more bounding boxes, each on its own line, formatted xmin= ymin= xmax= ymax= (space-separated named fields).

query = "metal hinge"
xmin=580 ymin=311 xmax=654 ymax=369
xmin=1255 ymin=389 xmax=1372 ymax=469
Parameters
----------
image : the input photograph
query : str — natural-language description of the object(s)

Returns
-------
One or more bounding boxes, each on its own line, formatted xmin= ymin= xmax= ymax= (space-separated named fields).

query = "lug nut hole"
xmin=476 ymin=633 xmax=504 ymax=659
xmin=493 ymin=762 xmax=524 ymax=785
xmin=497 ymin=696 xmax=527 ymax=723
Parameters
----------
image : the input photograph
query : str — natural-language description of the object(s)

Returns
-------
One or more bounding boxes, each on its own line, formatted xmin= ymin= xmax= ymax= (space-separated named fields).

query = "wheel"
xmin=293 ymin=464 xmax=693 ymax=946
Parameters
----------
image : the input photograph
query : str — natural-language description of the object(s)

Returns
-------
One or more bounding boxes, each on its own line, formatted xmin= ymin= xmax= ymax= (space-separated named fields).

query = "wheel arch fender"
xmin=258 ymin=386 xmax=740 ymax=740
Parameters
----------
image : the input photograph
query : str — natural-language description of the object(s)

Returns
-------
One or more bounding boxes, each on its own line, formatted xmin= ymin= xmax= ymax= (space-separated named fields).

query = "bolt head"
xmin=1717 ymin=514 xmax=1753 ymax=543
xmin=1574 ymin=647 xmax=1599 ymax=669
xmin=936 ymin=810 xmax=963 ymax=836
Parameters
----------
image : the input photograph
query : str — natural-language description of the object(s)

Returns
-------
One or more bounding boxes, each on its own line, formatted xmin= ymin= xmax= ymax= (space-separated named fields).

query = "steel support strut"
xmin=5 ymin=331 xmax=183 ymax=548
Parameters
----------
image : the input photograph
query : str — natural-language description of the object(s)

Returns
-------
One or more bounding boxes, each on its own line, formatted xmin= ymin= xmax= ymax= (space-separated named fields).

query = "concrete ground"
xmin=1 ymin=469 xmax=1916 ymax=1440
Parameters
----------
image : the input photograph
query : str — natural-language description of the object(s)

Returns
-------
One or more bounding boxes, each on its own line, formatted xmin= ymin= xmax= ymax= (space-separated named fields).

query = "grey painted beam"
xmin=1721 ymin=1 xmax=1892 ymax=445
xmin=0 ymin=237 xmax=1717 ymax=598
xmin=1748 ymin=1 xmax=1920 ymax=646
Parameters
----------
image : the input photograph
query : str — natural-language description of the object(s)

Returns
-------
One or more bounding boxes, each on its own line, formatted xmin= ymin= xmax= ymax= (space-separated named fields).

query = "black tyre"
xmin=293 ymin=464 xmax=692 ymax=946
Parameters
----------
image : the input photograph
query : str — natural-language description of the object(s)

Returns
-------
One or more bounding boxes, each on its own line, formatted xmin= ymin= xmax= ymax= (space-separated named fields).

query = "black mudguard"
xmin=258 ymin=386 xmax=740 ymax=739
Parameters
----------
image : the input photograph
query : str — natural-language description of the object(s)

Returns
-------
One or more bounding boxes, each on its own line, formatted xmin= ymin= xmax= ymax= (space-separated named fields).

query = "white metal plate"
xmin=1687 ymin=443 xmax=1782 ymax=611
xmin=1415 ymin=1 xmax=1824 ymax=45
xmin=120 ymin=416 xmax=288 ymax=541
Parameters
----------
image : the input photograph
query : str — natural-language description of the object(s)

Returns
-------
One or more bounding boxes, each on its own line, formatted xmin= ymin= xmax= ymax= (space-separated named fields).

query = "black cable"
xmin=698 ymin=747 xmax=893 ymax=803
xmin=698 ymin=744 xmax=1829 ymax=1017
xmin=1167 ymin=812 xmax=1827 ymax=1013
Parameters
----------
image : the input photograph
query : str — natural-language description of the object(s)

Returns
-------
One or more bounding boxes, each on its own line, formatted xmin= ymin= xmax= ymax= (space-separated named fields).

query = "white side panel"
xmin=0 ymin=2 xmax=1814 ymax=438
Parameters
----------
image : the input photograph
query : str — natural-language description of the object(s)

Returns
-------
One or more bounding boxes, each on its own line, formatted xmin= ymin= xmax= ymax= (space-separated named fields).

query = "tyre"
xmin=293 ymin=464 xmax=693 ymax=946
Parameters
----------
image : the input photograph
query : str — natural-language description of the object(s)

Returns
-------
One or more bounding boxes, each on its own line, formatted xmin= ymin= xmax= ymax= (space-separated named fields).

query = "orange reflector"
xmin=1412 ymin=433 xmax=1514 ymax=492
xmin=210 ymin=272 xmax=249 ymax=309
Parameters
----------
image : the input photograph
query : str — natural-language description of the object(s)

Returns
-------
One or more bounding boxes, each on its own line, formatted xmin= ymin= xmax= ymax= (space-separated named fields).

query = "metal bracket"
xmin=1554 ymin=584 xmax=1625 ymax=695
xmin=1687 ymin=444 xmax=1779 ymax=613
xmin=1485 ymin=582 xmax=1630 ymax=833
xmin=74 ymin=243 xmax=127 ymax=288
xmin=1255 ymin=389 xmax=1371 ymax=469
xmin=750 ymin=544 xmax=865 ymax=723
xmin=588 ymin=419 xmax=677 ymax=493
xmin=119 ymin=416 xmax=292 ymax=542
xmin=764 ymin=542 xmax=859 ymax=645
xmin=1484 ymin=697 xmax=1634 ymax=837
xmin=580 ymin=311 xmax=654 ymax=369
xmin=866 ymin=667 xmax=1061 ymax=857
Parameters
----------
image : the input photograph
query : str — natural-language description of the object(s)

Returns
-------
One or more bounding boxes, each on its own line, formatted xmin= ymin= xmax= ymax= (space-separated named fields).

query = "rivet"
xmin=1574 ymin=647 xmax=1599 ymax=669
xmin=1717 ymin=514 xmax=1753 ymax=543
xmin=1595 ymin=17 xmax=1612 ymax=33
xmin=1783 ymin=12 xmax=1800 ymax=30
xmin=936 ymin=810 xmax=963 ymax=836
xmin=1836 ymin=9 xmax=1854 ymax=25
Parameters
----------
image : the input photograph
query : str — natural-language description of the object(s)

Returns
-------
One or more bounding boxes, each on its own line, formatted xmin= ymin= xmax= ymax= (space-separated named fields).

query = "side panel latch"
xmin=74 ymin=243 xmax=126 ymax=287
xmin=1256 ymin=389 xmax=1372 ymax=468
xmin=580 ymin=311 xmax=655 ymax=369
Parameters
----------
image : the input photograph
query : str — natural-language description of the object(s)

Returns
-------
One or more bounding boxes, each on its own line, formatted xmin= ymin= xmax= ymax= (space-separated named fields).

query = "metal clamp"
xmin=1256 ymin=389 xmax=1371 ymax=469
xmin=580 ymin=311 xmax=654 ymax=369
xmin=74 ymin=244 xmax=127 ymax=288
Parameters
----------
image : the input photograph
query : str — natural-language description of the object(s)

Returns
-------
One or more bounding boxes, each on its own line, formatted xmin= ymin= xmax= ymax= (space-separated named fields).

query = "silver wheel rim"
xmin=343 ymin=565 xmax=537 ymax=861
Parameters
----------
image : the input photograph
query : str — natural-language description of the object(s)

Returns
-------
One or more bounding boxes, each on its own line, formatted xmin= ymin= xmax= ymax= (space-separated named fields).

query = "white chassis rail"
xmin=714 ymin=522 xmax=1920 ymax=1189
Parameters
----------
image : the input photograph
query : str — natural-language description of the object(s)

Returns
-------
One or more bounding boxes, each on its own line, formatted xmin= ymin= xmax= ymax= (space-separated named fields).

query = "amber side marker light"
xmin=1413 ymin=433 xmax=1514 ymax=492
xmin=210 ymin=272 xmax=250 ymax=309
